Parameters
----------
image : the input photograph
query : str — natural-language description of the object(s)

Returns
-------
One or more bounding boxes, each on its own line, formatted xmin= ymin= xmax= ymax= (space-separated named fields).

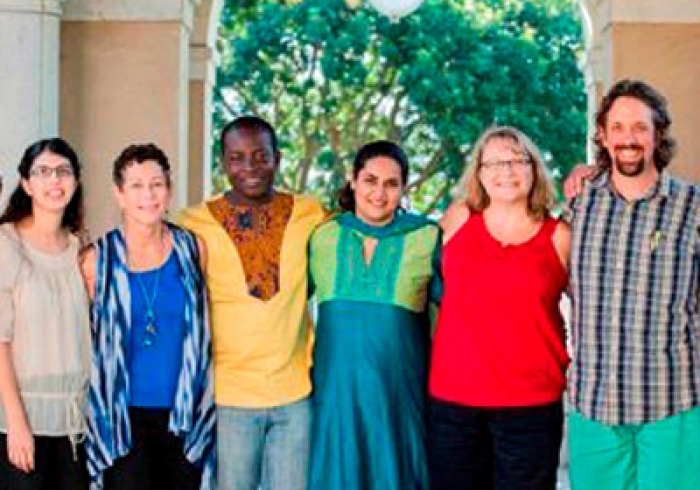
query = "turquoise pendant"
xmin=143 ymin=310 xmax=157 ymax=347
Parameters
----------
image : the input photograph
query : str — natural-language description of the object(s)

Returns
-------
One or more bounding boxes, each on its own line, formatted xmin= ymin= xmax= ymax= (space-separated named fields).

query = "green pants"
xmin=568 ymin=407 xmax=700 ymax=490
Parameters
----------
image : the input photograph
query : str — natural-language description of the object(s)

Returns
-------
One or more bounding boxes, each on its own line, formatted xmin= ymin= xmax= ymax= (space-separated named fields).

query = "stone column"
xmin=0 ymin=0 xmax=63 ymax=206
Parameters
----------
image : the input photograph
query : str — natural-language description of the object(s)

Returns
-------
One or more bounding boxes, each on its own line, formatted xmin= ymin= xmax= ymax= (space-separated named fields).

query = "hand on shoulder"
xmin=440 ymin=202 xmax=470 ymax=244
xmin=563 ymin=163 xmax=599 ymax=200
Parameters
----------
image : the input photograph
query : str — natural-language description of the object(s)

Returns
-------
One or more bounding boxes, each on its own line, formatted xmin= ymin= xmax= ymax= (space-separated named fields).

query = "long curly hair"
xmin=595 ymin=79 xmax=676 ymax=171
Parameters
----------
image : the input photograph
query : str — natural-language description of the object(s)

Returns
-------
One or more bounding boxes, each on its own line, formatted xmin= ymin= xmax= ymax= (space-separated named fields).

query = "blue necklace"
xmin=133 ymin=267 xmax=162 ymax=347
xmin=128 ymin=231 xmax=166 ymax=347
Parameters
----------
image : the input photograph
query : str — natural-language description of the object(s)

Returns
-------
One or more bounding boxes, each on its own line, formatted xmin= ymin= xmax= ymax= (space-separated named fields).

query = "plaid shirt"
xmin=569 ymin=171 xmax=700 ymax=425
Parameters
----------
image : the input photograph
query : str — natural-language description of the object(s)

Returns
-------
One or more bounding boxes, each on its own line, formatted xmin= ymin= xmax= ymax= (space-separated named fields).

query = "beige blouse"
xmin=0 ymin=223 xmax=90 ymax=437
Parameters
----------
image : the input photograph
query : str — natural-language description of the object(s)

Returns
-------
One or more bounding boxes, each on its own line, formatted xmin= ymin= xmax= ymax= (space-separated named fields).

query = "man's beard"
xmin=612 ymin=145 xmax=647 ymax=177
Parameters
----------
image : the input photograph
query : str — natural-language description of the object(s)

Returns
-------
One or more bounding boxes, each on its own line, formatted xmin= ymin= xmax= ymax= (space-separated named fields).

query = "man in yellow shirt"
xmin=180 ymin=116 xmax=324 ymax=490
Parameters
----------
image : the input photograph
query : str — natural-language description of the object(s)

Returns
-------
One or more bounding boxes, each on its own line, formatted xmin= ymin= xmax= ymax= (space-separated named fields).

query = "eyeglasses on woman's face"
xmin=479 ymin=158 xmax=531 ymax=173
xmin=29 ymin=164 xmax=75 ymax=180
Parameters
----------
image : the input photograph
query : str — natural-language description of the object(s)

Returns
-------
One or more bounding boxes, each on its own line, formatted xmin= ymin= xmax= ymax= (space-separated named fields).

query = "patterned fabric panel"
xmin=310 ymin=215 xmax=439 ymax=313
xmin=392 ymin=224 xmax=440 ymax=311
xmin=333 ymin=224 xmax=404 ymax=304
xmin=208 ymin=192 xmax=293 ymax=301
xmin=309 ymin=219 xmax=341 ymax=302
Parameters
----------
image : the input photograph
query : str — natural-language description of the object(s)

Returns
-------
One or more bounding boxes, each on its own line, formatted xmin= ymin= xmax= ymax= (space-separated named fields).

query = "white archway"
xmin=577 ymin=0 xmax=607 ymax=162
xmin=188 ymin=0 xmax=223 ymax=202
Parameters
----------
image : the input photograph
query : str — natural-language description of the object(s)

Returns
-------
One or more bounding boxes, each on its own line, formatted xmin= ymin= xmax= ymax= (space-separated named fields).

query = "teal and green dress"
xmin=308 ymin=211 xmax=441 ymax=490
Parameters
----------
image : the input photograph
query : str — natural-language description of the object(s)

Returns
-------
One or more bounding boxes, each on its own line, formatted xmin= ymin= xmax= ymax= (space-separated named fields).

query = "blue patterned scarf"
xmin=86 ymin=223 xmax=215 ymax=488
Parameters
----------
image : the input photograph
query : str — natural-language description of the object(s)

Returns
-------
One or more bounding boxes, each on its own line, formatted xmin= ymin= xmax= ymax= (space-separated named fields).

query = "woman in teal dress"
xmin=308 ymin=141 xmax=441 ymax=490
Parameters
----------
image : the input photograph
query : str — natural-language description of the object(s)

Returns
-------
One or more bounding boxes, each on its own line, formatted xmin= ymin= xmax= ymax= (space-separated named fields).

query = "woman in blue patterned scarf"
xmin=81 ymin=144 xmax=215 ymax=489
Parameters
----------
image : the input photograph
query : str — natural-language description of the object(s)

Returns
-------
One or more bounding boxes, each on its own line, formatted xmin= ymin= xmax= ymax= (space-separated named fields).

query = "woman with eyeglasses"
xmin=428 ymin=126 xmax=571 ymax=490
xmin=0 ymin=138 xmax=90 ymax=489
xmin=307 ymin=141 xmax=441 ymax=490
xmin=80 ymin=144 xmax=215 ymax=489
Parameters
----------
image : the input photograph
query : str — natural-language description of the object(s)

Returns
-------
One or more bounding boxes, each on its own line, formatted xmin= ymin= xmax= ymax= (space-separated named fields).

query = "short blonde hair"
xmin=452 ymin=126 xmax=554 ymax=221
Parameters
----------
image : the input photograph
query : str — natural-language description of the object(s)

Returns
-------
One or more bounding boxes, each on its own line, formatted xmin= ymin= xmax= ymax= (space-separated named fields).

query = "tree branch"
xmin=407 ymin=148 xmax=444 ymax=192
xmin=214 ymin=86 xmax=238 ymax=118
xmin=387 ymin=89 xmax=407 ymax=140
xmin=422 ymin=182 xmax=451 ymax=215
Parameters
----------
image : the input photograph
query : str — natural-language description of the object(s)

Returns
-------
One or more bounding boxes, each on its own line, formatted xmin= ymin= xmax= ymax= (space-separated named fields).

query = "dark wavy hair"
xmin=595 ymin=79 xmax=676 ymax=171
xmin=113 ymin=143 xmax=171 ymax=188
xmin=0 ymin=138 xmax=84 ymax=233
xmin=220 ymin=115 xmax=278 ymax=154
xmin=337 ymin=140 xmax=409 ymax=212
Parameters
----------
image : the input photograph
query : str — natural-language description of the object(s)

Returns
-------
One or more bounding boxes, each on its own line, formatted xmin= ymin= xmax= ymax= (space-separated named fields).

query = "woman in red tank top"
xmin=428 ymin=126 xmax=570 ymax=490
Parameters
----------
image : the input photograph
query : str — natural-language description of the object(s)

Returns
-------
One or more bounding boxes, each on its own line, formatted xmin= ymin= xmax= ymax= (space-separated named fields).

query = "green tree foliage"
xmin=214 ymin=0 xmax=586 ymax=212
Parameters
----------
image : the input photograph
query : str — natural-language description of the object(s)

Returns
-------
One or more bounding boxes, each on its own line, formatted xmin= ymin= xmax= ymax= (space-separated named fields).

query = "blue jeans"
xmin=217 ymin=398 xmax=311 ymax=490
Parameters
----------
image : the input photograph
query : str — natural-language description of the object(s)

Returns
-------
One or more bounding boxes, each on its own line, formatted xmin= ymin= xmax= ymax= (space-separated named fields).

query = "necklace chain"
xmin=134 ymin=267 xmax=162 ymax=347
xmin=127 ymin=227 xmax=167 ymax=347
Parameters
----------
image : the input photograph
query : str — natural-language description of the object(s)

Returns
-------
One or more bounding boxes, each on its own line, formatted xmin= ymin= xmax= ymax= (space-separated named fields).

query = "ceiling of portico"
xmin=62 ymin=0 xmax=197 ymax=24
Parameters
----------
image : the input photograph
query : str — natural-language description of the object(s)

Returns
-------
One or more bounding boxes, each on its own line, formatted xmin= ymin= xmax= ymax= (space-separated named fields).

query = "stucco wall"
xmin=60 ymin=20 xmax=185 ymax=237
xmin=610 ymin=22 xmax=700 ymax=182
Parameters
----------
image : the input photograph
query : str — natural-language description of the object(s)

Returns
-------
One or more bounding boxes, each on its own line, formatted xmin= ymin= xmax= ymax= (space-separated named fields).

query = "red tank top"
xmin=429 ymin=212 xmax=569 ymax=407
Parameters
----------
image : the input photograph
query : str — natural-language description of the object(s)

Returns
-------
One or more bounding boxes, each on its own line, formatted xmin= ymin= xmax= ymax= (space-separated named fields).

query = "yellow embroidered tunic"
xmin=179 ymin=193 xmax=324 ymax=408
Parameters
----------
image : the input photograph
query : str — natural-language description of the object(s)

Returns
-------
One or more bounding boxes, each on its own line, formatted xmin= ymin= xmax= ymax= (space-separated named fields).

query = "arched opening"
xmin=188 ymin=0 xmax=224 ymax=203
xmin=186 ymin=0 xmax=700 ymax=208
xmin=577 ymin=0 xmax=605 ymax=162
xmin=190 ymin=1 xmax=585 ymax=210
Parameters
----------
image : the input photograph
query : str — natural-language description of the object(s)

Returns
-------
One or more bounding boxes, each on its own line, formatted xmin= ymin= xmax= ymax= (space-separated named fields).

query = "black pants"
xmin=103 ymin=407 xmax=202 ymax=490
xmin=0 ymin=433 xmax=88 ymax=490
xmin=428 ymin=399 xmax=563 ymax=490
